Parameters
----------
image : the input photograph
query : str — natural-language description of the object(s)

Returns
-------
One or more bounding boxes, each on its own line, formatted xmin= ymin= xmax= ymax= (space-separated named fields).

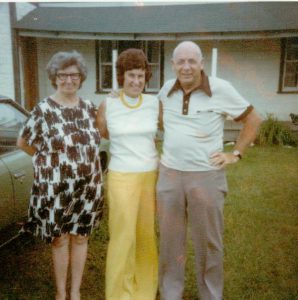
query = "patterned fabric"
xmin=19 ymin=97 xmax=104 ymax=243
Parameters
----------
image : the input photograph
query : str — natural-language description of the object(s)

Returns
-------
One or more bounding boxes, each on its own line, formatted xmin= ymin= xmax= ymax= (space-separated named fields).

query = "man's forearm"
xmin=234 ymin=109 xmax=263 ymax=155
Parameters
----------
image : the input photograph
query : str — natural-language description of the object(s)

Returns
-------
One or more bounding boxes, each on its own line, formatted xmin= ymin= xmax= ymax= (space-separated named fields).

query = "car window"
xmin=0 ymin=103 xmax=27 ymax=155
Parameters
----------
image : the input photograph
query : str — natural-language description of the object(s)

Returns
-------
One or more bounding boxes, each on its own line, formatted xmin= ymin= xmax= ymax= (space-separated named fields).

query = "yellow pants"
xmin=106 ymin=170 xmax=158 ymax=300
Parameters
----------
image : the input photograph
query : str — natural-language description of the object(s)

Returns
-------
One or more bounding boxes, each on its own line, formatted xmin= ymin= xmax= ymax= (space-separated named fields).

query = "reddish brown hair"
xmin=116 ymin=48 xmax=152 ymax=86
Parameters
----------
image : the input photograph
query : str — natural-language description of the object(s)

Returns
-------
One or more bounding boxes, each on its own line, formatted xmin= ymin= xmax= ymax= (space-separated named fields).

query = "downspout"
xmin=9 ymin=2 xmax=21 ymax=104
xmin=211 ymin=48 xmax=218 ymax=78
xmin=112 ymin=49 xmax=118 ymax=90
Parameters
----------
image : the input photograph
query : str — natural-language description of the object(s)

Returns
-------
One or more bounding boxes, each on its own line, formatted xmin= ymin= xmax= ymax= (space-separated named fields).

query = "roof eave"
xmin=17 ymin=29 xmax=298 ymax=41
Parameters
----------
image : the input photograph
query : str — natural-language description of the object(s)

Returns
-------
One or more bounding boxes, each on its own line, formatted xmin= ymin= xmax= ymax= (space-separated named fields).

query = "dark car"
xmin=0 ymin=96 xmax=109 ymax=247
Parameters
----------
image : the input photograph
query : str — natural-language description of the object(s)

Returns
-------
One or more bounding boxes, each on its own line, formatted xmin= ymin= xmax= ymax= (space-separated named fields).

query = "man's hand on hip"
xmin=209 ymin=152 xmax=239 ymax=168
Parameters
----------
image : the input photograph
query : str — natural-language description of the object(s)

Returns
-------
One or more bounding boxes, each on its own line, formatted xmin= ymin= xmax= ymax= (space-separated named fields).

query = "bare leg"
xmin=52 ymin=234 xmax=70 ymax=300
xmin=70 ymin=234 xmax=89 ymax=300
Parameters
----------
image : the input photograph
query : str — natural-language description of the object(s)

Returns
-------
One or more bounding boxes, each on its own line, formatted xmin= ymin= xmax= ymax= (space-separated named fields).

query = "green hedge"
xmin=256 ymin=114 xmax=297 ymax=146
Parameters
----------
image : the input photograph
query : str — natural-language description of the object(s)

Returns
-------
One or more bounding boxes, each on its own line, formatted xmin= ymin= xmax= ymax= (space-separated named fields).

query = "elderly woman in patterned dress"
xmin=17 ymin=50 xmax=104 ymax=300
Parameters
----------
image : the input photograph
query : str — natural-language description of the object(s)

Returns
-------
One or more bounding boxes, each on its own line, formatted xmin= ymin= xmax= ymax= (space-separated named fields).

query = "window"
xmin=279 ymin=38 xmax=298 ymax=93
xmin=0 ymin=102 xmax=27 ymax=154
xmin=96 ymin=40 xmax=164 ymax=93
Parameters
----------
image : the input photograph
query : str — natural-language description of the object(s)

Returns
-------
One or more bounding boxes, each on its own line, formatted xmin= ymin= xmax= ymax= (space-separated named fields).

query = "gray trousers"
xmin=157 ymin=164 xmax=228 ymax=300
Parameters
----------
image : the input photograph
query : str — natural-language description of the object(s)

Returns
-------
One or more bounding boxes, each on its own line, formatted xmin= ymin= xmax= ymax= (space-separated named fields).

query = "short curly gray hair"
xmin=46 ymin=50 xmax=88 ymax=89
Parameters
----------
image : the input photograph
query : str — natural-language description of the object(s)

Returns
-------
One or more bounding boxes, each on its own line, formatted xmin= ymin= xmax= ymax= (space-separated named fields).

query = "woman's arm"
xmin=96 ymin=100 xmax=109 ymax=139
xmin=16 ymin=136 xmax=37 ymax=156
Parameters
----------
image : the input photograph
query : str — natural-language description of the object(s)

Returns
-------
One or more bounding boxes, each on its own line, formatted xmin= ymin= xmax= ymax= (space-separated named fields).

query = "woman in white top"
xmin=97 ymin=48 xmax=159 ymax=300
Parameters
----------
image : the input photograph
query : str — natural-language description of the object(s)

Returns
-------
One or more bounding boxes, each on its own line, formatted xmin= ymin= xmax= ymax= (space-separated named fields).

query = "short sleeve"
xmin=84 ymin=99 xmax=98 ymax=124
xmin=214 ymin=79 xmax=252 ymax=120
xmin=158 ymin=79 xmax=176 ymax=102
xmin=157 ymin=87 xmax=163 ymax=100
xmin=19 ymin=105 xmax=44 ymax=148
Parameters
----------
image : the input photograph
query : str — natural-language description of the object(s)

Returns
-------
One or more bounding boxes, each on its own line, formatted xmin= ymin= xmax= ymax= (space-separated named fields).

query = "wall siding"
xmin=0 ymin=3 xmax=36 ymax=101
xmin=163 ymin=40 xmax=296 ymax=121
xmin=36 ymin=38 xmax=296 ymax=121
xmin=0 ymin=3 xmax=14 ymax=99
xmin=37 ymin=38 xmax=99 ymax=104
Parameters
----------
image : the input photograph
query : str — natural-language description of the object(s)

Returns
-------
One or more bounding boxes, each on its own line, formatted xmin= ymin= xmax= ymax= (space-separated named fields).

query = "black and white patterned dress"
xmin=20 ymin=97 xmax=104 ymax=243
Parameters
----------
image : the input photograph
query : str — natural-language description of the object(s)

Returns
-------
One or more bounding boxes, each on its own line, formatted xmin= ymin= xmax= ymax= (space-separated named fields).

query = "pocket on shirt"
xmin=195 ymin=111 xmax=222 ymax=137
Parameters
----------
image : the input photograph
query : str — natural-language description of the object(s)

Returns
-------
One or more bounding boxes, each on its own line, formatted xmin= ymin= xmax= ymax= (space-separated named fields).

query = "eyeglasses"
xmin=56 ymin=73 xmax=81 ymax=81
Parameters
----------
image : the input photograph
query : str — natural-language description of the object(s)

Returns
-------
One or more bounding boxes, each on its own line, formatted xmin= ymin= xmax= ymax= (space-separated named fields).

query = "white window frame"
xmin=279 ymin=37 xmax=298 ymax=93
xmin=144 ymin=41 xmax=161 ymax=93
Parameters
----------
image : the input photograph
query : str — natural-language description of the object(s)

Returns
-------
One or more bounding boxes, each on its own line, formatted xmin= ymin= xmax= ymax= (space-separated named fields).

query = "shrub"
xmin=256 ymin=114 xmax=297 ymax=146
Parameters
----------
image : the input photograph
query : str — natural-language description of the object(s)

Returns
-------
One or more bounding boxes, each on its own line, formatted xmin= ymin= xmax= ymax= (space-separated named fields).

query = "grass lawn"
xmin=0 ymin=146 xmax=297 ymax=299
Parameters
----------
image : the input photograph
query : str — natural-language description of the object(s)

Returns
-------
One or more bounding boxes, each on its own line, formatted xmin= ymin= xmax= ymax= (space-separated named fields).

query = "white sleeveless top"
xmin=106 ymin=93 xmax=159 ymax=172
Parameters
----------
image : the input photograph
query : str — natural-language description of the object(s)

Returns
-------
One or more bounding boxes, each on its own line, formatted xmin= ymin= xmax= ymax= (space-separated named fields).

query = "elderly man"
xmin=157 ymin=41 xmax=262 ymax=300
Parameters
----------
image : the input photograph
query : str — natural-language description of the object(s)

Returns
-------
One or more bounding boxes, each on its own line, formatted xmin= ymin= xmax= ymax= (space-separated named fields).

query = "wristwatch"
xmin=232 ymin=150 xmax=242 ymax=160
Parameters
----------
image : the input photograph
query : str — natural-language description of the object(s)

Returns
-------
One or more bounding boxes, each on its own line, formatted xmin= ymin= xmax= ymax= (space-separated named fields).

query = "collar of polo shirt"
xmin=167 ymin=71 xmax=212 ymax=98
xmin=167 ymin=71 xmax=212 ymax=115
